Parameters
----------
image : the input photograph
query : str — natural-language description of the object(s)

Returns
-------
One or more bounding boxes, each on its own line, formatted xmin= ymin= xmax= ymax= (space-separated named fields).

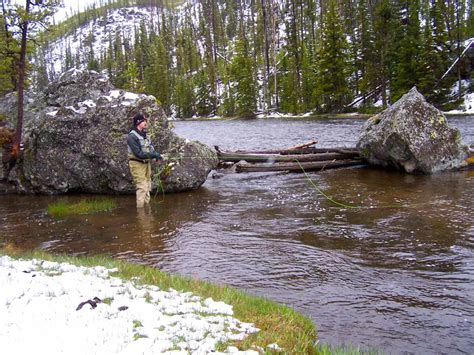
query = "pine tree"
xmin=32 ymin=47 xmax=49 ymax=91
xmin=111 ymin=31 xmax=126 ymax=87
xmin=354 ymin=0 xmax=378 ymax=108
xmin=172 ymin=26 xmax=197 ymax=118
xmin=0 ymin=29 xmax=16 ymax=95
xmin=468 ymin=0 xmax=474 ymax=37
xmin=229 ymin=37 xmax=257 ymax=117
xmin=373 ymin=0 xmax=396 ymax=106
xmin=0 ymin=4 xmax=18 ymax=94
xmin=195 ymin=68 xmax=213 ymax=117
xmin=417 ymin=0 xmax=452 ymax=106
xmin=417 ymin=19 xmax=439 ymax=96
xmin=300 ymin=42 xmax=317 ymax=112
xmin=313 ymin=0 xmax=351 ymax=113
xmin=144 ymin=35 xmax=172 ymax=114
xmin=280 ymin=0 xmax=302 ymax=113
xmin=199 ymin=0 xmax=218 ymax=113
xmin=278 ymin=49 xmax=299 ymax=113
xmin=64 ymin=43 xmax=74 ymax=71
xmin=391 ymin=0 xmax=422 ymax=101
xmin=123 ymin=60 xmax=144 ymax=93
xmin=174 ymin=74 xmax=195 ymax=118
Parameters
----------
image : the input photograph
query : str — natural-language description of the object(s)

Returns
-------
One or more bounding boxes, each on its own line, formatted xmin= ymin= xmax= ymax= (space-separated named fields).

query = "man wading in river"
xmin=127 ymin=113 xmax=162 ymax=208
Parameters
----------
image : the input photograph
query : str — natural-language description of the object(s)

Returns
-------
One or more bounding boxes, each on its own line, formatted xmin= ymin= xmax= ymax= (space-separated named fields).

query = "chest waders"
xmin=128 ymin=130 xmax=153 ymax=207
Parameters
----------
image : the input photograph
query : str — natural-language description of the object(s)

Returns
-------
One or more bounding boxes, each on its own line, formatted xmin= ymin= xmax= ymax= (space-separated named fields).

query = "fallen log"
xmin=214 ymin=145 xmax=358 ymax=156
xmin=279 ymin=147 xmax=358 ymax=155
xmin=235 ymin=159 xmax=366 ymax=173
xmin=217 ymin=151 xmax=359 ymax=163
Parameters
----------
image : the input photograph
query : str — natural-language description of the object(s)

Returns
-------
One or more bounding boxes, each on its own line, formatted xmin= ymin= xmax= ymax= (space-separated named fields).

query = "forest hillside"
xmin=2 ymin=0 xmax=474 ymax=118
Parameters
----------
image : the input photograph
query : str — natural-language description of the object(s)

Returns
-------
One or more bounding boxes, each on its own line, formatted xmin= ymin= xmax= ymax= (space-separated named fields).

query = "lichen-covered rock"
xmin=356 ymin=87 xmax=469 ymax=174
xmin=0 ymin=69 xmax=218 ymax=194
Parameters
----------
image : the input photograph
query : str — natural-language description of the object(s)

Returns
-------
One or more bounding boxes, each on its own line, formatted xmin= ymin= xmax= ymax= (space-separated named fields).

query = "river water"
xmin=1 ymin=117 xmax=473 ymax=354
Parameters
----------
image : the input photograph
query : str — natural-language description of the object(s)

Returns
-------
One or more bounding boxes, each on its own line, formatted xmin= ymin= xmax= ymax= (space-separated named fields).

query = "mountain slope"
xmin=33 ymin=1 xmax=474 ymax=118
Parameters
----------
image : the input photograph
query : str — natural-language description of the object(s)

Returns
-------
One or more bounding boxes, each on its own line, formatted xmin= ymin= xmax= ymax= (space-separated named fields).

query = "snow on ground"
xmin=0 ymin=256 xmax=260 ymax=354
xmin=446 ymin=84 xmax=474 ymax=114
xmin=46 ymin=6 xmax=156 ymax=74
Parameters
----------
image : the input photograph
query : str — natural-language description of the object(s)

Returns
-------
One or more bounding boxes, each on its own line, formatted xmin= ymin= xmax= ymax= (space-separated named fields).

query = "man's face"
xmin=137 ymin=119 xmax=148 ymax=131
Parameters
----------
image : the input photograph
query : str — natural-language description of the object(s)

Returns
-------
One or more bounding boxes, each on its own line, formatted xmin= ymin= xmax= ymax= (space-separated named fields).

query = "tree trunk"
xmin=456 ymin=0 xmax=462 ymax=100
xmin=261 ymin=0 xmax=270 ymax=112
xmin=272 ymin=0 xmax=279 ymax=109
xmin=12 ymin=0 xmax=31 ymax=161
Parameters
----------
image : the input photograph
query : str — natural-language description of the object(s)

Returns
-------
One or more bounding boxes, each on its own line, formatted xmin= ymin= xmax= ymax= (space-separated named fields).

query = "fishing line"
xmin=149 ymin=154 xmax=414 ymax=210
xmin=293 ymin=159 xmax=428 ymax=210
xmin=293 ymin=159 xmax=361 ymax=209
xmin=156 ymin=154 xmax=363 ymax=209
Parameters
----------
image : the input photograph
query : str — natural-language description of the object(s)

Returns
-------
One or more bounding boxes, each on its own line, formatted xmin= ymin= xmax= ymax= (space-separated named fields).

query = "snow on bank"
xmin=0 ymin=256 xmax=259 ymax=354
xmin=446 ymin=91 xmax=474 ymax=115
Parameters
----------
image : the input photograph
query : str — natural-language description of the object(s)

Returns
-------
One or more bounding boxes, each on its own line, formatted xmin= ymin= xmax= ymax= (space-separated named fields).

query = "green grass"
xmin=47 ymin=198 xmax=117 ymax=217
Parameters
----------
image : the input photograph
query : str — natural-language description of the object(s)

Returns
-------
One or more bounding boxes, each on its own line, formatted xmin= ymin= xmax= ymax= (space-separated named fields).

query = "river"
xmin=1 ymin=116 xmax=473 ymax=354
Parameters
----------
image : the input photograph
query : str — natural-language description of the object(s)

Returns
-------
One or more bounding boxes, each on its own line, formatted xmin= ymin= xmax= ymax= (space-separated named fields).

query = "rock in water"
xmin=356 ymin=87 xmax=468 ymax=174
xmin=0 ymin=69 xmax=218 ymax=194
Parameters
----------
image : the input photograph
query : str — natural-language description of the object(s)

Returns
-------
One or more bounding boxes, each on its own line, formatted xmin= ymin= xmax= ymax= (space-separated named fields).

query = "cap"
xmin=133 ymin=113 xmax=147 ymax=126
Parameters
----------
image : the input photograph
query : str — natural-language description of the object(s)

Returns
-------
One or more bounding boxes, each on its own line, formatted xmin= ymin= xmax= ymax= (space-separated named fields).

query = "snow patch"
xmin=446 ymin=91 xmax=474 ymax=114
xmin=80 ymin=99 xmax=96 ymax=108
xmin=123 ymin=92 xmax=140 ymax=101
xmin=0 ymin=255 xmax=260 ymax=354
xmin=119 ymin=92 xmax=142 ymax=107
xmin=65 ymin=105 xmax=87 ymax=114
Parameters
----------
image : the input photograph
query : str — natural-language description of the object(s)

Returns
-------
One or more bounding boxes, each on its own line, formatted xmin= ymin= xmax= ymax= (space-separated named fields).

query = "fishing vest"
xmin=128 ymin=129 xmax=152 ymax=162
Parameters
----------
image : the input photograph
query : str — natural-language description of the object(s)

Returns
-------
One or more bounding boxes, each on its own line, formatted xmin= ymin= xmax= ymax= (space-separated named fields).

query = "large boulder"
xmin=0 ymin=69 xmax=218 ymax=194
xmin=357 ymin=87 xmax=469 ymax=174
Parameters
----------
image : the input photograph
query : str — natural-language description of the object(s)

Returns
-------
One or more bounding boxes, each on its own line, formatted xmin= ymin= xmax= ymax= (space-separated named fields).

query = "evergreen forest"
xmin=2 ymin=0 xmax=474 ymax=118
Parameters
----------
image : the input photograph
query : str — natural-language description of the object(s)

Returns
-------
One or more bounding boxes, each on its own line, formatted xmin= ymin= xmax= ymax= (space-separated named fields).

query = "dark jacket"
xmin=127 ymin=129 xmax=161 ymax=161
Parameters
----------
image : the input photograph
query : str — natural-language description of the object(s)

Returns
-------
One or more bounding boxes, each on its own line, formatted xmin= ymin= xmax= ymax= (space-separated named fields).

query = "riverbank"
xmin=170 ymin=112 xmax=372 ymax=121
xmin=171 ymin=110 xmax=474 ymax=121
xmin=171 ymin=93 xmax=474 ymax=121
xmin=0 ymin=248 xmax=317 ymax=354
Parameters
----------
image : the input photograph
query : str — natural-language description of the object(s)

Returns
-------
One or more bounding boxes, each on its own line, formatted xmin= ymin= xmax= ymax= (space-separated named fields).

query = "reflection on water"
xmin=1 ymin=117 xmax=473 ymax=354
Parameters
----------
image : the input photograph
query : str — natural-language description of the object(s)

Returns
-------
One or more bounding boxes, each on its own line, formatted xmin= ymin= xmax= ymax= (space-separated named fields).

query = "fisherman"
xmin=127 ymin=113 xmax=162 ymax=208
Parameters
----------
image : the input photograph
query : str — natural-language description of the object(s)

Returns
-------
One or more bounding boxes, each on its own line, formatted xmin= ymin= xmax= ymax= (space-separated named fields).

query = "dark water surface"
xmin=1 ymin=117 xmax=473 ymax=354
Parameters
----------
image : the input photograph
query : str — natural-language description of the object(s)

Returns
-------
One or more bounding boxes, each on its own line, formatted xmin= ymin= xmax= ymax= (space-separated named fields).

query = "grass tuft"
xmin=315 ymin=343 xmax=382 ymax=355
xmin=47 ymin=198 xmax=117 ymax=217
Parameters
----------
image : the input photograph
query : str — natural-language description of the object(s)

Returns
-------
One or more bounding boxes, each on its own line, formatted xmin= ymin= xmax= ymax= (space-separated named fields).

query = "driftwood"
xmin=217 ymin=151 xmax=359 ymax=163
xmin=215 ymin=142 xmax=474 ymax=173
xmin=235 ymin=159 xmax=365 ymax=173
xmin=285 ymin=140 xmax=318 ymax=150
xmin=215 ymin=142 xmax=365 ymax=173
xmin=214 ymin=142 xmax=357 ymax=156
